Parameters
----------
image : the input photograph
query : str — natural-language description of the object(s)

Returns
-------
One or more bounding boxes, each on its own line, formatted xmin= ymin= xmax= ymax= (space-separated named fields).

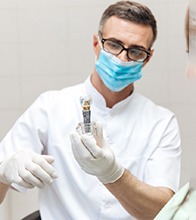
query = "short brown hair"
xmin=98 ymin=1 xmax=157 ymax=48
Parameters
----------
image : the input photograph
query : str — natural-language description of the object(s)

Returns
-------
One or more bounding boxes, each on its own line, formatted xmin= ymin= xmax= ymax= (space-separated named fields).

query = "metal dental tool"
xmin=80 ymin=96 xmax=92 ymax=124
xmin=76 ymin=96 xmax=97 ymax=144
xmin=79 ymin=96 xmax=93 ymax=134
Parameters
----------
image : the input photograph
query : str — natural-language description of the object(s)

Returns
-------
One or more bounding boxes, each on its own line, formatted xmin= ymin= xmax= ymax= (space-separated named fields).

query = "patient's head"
xmin=186 ymin=7 xmax=196 ymax=78
xmin=186 ymin=6 xmax=196 ymax=188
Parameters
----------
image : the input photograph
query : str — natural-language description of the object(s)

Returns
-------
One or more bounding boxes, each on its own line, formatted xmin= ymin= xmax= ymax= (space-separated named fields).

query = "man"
xmin=0 ymin=1 xmax=181 ymax=220
xmin=154 ymin=6 xmax=196 ymax=220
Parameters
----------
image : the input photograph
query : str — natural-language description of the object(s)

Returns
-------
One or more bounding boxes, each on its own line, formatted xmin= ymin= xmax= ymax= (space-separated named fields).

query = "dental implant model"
xmin=76 ymin=96 xmax=95 ymax=135
xmin=80 ymin=96 xmax=92 ymax=132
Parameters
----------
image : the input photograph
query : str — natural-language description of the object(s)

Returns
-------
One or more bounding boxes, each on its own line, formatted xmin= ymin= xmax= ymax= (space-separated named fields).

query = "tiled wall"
xmin=0 ymin=0 xmax=192 ymax=219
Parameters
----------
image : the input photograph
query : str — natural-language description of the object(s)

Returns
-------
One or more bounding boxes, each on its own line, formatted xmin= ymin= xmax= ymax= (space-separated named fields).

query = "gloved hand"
xmin=0 ymin=149 xmax=58 ymax=188
xmin=70 ymin=121 xmax=124 ymax=184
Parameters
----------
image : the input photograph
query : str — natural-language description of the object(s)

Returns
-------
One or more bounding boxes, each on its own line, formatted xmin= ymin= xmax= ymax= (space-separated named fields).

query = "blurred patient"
xmin=154 ymin=6 xmax=196 ymax=220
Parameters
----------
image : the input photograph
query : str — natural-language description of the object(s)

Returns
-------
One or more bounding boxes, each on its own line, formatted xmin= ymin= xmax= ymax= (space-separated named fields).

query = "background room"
xmin=0 ymin=0 xmax=193 ymax=219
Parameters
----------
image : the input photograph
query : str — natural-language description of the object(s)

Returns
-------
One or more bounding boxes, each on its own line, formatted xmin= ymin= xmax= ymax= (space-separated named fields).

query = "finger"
xmin=32 ymin=155 xmax=58 ymax=179
xmin=17 ymin=168 xmax=45 ymax=188
xmin=26 ymin=162 xmax=55 ymax=185
xmin=70 ymin=132 xmax=81 ymax=144
xmin=81 ymin=135 xmax=103 ymax=158
xmin=17 ymin=160 xmax=51 ymax=186
xmin=94 ymin=121 xmax=104 ymax=146
xmin=14 ymin=176 xmax=35 ymax=189
xmin=42 ymin=155 xmax=55 ymax=164
xmin=6 ymin=171 xmax=35 ymax=189
xmin=95 ymin=121 xmax=103 ymax=136
xmin=70 ymin=133 xmax=92 ymax=159
xmin=11 ymin=166 xmax=41 ymax=188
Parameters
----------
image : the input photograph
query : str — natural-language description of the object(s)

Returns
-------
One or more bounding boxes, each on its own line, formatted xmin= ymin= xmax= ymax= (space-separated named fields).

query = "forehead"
xmin=102 ymin=16 xmax=153 ymax=49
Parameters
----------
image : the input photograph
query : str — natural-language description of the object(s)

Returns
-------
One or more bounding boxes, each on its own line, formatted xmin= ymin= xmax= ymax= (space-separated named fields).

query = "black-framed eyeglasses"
xmin=100 ymin=37 xmax=150 ymax=63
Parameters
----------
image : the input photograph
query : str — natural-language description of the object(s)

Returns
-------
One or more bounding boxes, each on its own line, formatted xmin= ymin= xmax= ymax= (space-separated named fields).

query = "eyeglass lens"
xmin=103 ymin=39 xmax=148 ymax=62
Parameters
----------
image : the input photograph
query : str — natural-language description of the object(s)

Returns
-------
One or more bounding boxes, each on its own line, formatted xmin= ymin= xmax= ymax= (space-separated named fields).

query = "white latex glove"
xmin=70 ymin=122 xmax=124 ymax=184
xmin=0 ymin=149 xmax=58 ymax=189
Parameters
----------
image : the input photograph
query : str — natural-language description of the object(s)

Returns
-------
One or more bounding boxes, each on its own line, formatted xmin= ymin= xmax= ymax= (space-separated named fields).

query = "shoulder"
xmin=133 ymin=93 xmax=175 ymax=119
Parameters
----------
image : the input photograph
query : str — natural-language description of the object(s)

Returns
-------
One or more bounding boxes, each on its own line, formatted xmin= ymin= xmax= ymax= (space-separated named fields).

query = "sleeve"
xmin=154 ymin=183 xmax=190 ymax=220
xmin=0 ymin=92 xmax=52 ymax=161
xmin=144 ymin=115 xmax=181 ymax=192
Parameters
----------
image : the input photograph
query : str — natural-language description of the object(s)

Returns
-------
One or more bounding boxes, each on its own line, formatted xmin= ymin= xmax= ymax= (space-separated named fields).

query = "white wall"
xmin=0 ymin=0 xmax=192 ymax=219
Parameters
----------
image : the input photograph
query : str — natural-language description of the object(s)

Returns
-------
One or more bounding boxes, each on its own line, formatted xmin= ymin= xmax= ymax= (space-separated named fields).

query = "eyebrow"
xmin=104 ymin=37 xmax=149 ymax=51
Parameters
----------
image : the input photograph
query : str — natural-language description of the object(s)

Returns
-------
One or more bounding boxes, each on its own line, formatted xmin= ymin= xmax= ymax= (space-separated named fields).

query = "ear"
xmin=93 ymin=33 xmax=100 ymax=56
xmin=143 ymin=49 xmax=154 ymax=67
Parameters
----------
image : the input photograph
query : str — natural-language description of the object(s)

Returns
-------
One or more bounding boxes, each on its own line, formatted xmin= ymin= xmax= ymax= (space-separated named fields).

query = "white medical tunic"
xmin=0 ymin=77 xmax=181 ymax=220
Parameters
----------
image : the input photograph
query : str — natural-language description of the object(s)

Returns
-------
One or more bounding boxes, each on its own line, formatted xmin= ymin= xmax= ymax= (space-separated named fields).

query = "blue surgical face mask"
xmin=95 ymin=49 xmax=143 ymax=92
